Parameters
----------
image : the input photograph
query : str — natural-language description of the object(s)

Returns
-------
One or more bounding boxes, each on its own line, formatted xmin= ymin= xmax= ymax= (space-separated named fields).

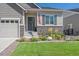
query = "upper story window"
xmin=42 ymin=14 xmax=57 ymax=25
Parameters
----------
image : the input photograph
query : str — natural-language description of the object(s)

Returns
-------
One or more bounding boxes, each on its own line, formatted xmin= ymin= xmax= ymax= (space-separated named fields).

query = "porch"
xmin=23 ymin=9 xmax=63 ymax=38
xmin=24 ymin=11 xmax=38 ymax=38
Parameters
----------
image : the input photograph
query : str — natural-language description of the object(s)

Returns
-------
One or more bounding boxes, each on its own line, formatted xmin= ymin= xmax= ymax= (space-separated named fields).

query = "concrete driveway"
xmin=0 ymin=38 xmax=16 ymax=53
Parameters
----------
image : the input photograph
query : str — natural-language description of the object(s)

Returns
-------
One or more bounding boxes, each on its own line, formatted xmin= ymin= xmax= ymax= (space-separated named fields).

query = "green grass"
xmin=11 ymin=41 xmax=79 ymax=56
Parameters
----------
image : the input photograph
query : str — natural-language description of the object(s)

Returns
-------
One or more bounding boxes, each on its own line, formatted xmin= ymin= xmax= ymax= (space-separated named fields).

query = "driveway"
xmin=0 ymin=38 xmax=17 ymax=53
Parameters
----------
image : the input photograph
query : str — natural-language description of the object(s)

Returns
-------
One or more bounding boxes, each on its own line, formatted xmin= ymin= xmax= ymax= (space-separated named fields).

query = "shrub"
xmin=51 ymin=32 xmax=64 ymax=40
xmin=31 ymin=37 xmax=38 ymax=42
xmin=16 ymin=37 xmax=32 ymax=42
xmin=39 ymin=36 xmax=47 ymax=41
xmin=48 ymin=28 xmax=53 ymax=36
xmin=58 ymin=33 xmax=64 ymax=38
xmin=73 ymin=39 xmax=79 ymax=41
xmin=51 ymin=34 xmax=55 ymax=39
xmin=16 ymin=37 xmax=26 ymax=42
xmin=55 ymin=34 xmax=62 ymax=40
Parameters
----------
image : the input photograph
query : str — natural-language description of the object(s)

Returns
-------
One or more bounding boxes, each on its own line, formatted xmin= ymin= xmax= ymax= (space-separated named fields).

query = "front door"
xmin=28 ymin=17 xmax=35 ymax=31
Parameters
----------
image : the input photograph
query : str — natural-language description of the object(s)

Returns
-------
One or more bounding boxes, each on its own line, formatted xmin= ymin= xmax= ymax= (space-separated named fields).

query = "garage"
xmin=0 ymin=18 xmax=19 ymax=38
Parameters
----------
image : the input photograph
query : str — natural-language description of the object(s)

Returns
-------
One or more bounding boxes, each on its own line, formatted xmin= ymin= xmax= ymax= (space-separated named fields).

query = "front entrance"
xmin=28 ymin=17 xmax=35 ymax=31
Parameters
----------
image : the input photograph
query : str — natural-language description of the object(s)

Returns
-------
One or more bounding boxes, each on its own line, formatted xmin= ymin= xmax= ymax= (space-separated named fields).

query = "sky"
xmin=37 ymin=3 xmax=79 ymax=10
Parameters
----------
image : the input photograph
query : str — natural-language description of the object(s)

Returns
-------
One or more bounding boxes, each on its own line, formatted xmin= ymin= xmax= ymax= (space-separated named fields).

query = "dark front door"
xmin=28 ymin=17 xmax=35 ymax=31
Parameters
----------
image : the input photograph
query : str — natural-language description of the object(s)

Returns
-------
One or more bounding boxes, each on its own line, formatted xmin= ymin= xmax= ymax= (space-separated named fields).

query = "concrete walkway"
xmin=0 ymin=38 xmax=16 ymax=53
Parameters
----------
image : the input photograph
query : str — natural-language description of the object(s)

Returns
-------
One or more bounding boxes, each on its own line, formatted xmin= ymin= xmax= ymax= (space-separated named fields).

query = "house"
xmin=63 ymin=10 xmax=79 ymax=35
xmin=0 ymin=3 xmax=63 ymax=38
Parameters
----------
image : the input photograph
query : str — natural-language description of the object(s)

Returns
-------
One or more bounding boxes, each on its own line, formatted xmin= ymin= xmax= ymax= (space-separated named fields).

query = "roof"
xmin=16 ymin=3 xmax=63 ymax=13
xmin=63 ymin=10 xmax=79 ymax=18
xmin=27 ymin=3 xmax=41 ymax=9
xmin=69 ymin=8 xmax=79 ymax=12
xmin=16 ymin=3 xmax=41 ymax=10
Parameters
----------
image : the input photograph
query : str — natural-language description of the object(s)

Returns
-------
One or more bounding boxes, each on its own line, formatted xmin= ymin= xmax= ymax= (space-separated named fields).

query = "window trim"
xmin=6 ymin=20 xmax=9 ymax=23
xmin=42 ymin=14 xmax=57 ymax=25
xmin=1 ymin=20 xmax=5 ymax=23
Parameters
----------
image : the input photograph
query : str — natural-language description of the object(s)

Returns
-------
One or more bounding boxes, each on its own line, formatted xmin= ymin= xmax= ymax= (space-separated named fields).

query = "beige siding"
xmin=57 ymin=15 xmax=63 ymax=26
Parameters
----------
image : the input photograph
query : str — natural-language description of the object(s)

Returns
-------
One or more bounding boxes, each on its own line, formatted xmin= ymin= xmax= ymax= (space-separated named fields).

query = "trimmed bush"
xmin=16 ymin=37 xmax=32 ymax=42
xmin=39 ymin=36 xmax=47 ymax=41
xmin=51 ymin=32 xmax=64 ymax=40
xmin=31 ymin=37 xmax=38 ymax=42
xmin=73 ymin=39 xmax=79 ymax=41
xmin=16 ymin=37 xmax=26 ymax=42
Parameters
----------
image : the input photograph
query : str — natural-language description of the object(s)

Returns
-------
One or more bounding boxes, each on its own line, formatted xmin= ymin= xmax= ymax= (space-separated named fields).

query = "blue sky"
xmin=37 ymin=3 xmax=79 ymax=10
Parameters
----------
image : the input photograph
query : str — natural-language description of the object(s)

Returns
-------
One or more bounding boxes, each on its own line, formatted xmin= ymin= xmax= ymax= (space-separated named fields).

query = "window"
xmin=11 ymin=20 xmax=14 ymax=23
xmin=50 ymin=16 xmax=53 ymax=24
xmin=1 ymin=20 xmax=5 ymax=23
xmin=15 ymin=20 xmax=18 ymax=23
xmin=6 ymin=20 xmax=9 ymax=23
xmin=54 ymin=15 xmax=57 ymax=25
xmin=42 ymin=14 xmax=57 ymax=25
xmin=46 ymin=16 xmax=49 ymax=24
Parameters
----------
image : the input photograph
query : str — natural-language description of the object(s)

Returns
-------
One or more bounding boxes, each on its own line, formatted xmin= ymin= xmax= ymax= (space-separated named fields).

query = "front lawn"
xmin=11 ymin=41 xmax=79 ymax=56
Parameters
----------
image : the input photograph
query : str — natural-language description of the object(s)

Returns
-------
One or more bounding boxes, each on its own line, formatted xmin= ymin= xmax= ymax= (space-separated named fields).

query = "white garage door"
xmin=0 ymin=19 xmax=19 ymax=38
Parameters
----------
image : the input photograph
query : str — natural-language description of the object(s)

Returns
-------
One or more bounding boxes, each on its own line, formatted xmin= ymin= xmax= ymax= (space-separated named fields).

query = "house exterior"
xmin=0 ymin=3 xmax=63 ymax=38
xmin=63 ymin=11 xmax=79 ymax=35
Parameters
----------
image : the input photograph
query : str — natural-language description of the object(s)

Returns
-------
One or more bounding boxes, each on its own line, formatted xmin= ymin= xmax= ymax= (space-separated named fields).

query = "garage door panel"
xmin=0 ymin=19 xmax=19 ymax=38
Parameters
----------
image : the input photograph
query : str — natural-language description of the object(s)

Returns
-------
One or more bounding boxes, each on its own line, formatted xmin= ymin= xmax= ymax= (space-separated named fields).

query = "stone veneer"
xmin=37 ymin=26 xmax=63 ymax=36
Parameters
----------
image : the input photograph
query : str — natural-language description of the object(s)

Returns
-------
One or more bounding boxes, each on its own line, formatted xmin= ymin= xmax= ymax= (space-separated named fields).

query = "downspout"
xmin=22 ymin=9 xmax=25 ymax=37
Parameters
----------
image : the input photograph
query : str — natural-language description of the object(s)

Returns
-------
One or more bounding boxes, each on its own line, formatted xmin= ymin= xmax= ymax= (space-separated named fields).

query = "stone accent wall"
xmin=37 ymin=26 xmax=63 ymax=36
xmin=20 ymin=25 xmax=24 ymax=37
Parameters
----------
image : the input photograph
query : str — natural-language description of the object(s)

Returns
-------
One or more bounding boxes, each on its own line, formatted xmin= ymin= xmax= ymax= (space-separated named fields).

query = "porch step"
xmin=24 ymin=31 xmax=39 ymax=38
xmin=32 ymin=32 xmax=39 ymax=37
xmin=24 ymin=32 xmax=32 ymax=38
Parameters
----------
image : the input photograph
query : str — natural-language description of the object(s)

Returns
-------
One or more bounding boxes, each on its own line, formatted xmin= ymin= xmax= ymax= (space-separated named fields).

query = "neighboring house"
xmin=63 ymin=10 xmax=79 ymax=35
xmin=0 ymin=3 xmax=63 ymax=38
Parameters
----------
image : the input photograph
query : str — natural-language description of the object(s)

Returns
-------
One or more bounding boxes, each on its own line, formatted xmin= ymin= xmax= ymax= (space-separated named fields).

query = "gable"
xmin=0 ymin=3 xmax=22 ymax=18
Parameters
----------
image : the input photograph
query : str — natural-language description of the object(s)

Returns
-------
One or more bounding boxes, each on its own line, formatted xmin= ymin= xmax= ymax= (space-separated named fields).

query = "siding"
xmin=0 ymin=3 xmax=22 ymax=18
xmin=0 ymin=3 xmax=23 ymax=37
xmin=63 ymin=14 xmax=79 ymax=35
xmin=64 ymin=14 xmax=79 ymax=30
xmin=20 ymin=25 xmax=24 ymax=37
xmin=57 ymin=14 xmax=63 ymax=26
